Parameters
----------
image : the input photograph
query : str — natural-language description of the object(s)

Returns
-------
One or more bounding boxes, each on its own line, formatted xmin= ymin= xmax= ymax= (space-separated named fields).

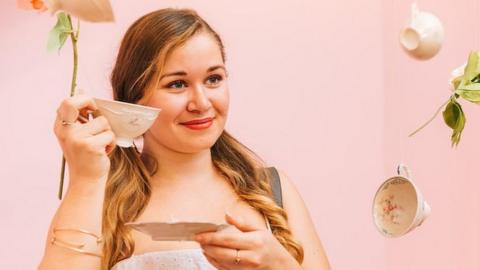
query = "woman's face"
xmin=143 ymin=32 xmax=229 ymax=154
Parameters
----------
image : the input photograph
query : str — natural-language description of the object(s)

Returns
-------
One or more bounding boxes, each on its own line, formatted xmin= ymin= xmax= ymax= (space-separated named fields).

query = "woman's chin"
xmin=177 ymin=134 xmax=223 ymax=153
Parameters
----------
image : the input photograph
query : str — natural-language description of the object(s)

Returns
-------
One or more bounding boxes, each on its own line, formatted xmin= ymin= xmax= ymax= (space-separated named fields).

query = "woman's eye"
xmin=206 ymin=75 xmax=223 ymax=85
xmin=167 ymin=80 xmax=187 ymax=89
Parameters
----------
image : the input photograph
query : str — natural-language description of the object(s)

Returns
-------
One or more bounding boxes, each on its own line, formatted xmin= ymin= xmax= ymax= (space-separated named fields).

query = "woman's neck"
xmin=141 ymin=140 xmax=217 ymax=187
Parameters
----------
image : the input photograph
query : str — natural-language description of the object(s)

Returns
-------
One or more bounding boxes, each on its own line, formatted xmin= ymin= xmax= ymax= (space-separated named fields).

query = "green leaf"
xmin=442 ymin=98 xmax=466 ymax=147
xmin=452 ymin=75 xmax=464 ymax=90
xmin=459 ymin=83 xmax=480 ymax=91
xmin=463 ymin=51 xmax=480 ymax=83
xmin=47 ymin=12 xmax=72 ymax=52
xmin=455 ymin=90 xmax=480 ymax=103
xmin=455 ymin=83 xmax=480 ymax=103
xmin=443 ymin=99 xmax=459 ymax=129
xmin=453 ymin=106 xmax=466 ymax=147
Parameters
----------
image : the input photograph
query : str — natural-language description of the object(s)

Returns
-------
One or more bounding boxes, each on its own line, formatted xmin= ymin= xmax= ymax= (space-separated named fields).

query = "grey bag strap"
xmin=267 ymin=167 xmax=283 ymax=208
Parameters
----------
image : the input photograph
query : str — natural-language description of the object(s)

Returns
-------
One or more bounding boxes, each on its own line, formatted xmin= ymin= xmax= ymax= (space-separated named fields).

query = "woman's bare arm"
xmin=38 ymin=180 xmax=105 ymax=270
xmin=38 ymin=95 xmax=115 ymax=270
xmin=278 ymin=169 xmax=331 ymax=270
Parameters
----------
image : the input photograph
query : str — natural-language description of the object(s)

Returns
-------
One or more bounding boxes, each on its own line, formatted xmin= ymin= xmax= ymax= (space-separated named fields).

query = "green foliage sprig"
xmin=410 ymin=51 xmax=480 ymax=147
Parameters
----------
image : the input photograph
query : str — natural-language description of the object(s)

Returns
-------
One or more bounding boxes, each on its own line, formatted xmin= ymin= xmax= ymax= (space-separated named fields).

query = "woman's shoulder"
xmin=271 ymin=168 xmax=301 ymax=210
xmin=258 ymin=166 xmax=302 ymax=209
xmin=273 ymin=168 xmax=316 ymax=225
xmin=273 ymin=168 xmax=331 ymax=269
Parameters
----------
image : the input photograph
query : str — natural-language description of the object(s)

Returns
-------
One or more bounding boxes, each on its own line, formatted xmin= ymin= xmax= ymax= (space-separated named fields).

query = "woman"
xmin=38 ymin=8 xmax=330 ymax=270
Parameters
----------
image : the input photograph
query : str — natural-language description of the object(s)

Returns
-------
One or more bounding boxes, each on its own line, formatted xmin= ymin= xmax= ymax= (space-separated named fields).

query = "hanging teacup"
xmin=399 ymin=3 xmax=444 ymax=60
xmin=372 ymin=164 xmax=431 ymax=237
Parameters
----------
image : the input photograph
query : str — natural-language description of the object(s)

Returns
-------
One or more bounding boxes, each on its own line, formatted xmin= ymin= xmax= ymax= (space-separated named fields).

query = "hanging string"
xmin=390 ymin=0 xmax=405 ymax=171
xmin=476 ymin=0 xmax=479 ymax=50
xmin=398 ymin=0 xmax=407 ymax=168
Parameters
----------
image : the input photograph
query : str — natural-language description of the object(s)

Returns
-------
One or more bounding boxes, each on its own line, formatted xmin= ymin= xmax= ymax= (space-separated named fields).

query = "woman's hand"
xmin=54 ymin=95 xmax=116 ymax=185
xmin=194 ymin=213 xmax=301 ymax=270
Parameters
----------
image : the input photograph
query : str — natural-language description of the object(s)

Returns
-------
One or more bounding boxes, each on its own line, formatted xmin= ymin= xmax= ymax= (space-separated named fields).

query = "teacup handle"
xmin=397 ymin=164 xmax=411 ymax=179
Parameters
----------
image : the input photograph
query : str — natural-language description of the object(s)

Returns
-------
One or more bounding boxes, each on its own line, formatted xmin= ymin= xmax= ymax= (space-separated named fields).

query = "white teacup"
xmin=372 ymin=165 xmax=431 ymax=237
xmin=93 ymin=98 xmax=161 ymax=148
xmin=399 ymin=3 xmax=444 ymax=60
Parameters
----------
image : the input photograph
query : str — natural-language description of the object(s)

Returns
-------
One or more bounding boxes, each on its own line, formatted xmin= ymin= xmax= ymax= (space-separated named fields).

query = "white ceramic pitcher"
xmin=399 ymin=3 xmax=444 ymax=60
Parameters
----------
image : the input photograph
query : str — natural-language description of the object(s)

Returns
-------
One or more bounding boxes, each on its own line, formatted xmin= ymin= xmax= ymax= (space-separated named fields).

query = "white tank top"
xmin=111 ymin=248 xmax=215 ymax=270
xmin=111 ymin=218 xmax=272 ymax=270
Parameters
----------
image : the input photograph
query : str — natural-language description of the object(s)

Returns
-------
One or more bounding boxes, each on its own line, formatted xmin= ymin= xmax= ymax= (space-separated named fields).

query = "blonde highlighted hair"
xmin=102 ymin=8 xmax=304 ymax=269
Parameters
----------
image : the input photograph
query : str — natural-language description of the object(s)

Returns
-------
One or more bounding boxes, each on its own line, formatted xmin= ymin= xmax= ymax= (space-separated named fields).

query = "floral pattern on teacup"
xmin=379 ymin=194 xmax=404 ymax=225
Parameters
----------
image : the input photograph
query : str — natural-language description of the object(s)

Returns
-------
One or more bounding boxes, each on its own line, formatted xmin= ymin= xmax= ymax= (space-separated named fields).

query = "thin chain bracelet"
xmin=51 ymin=227 xmax=103 ymax=258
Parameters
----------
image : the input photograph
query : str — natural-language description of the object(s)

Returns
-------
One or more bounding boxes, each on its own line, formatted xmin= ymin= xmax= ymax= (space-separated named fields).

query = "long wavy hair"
xmin=101 ymin=8 xmax=304 ymax=269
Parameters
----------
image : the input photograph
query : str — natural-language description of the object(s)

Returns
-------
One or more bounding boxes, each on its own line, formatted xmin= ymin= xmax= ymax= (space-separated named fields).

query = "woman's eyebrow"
xmin=207 ymin=65 xmax=226 ymax=72
xmin=159 ymin=65 xmax=226 ymax=80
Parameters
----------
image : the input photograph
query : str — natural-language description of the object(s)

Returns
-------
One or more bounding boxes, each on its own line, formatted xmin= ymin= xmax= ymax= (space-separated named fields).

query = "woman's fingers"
xmin=202 ymin=251 xmax=226 ymax=269
xmin=202 ymin=245 xmax=236 ymax=267
xmin=55 ymin=94 xmax=98 ymax=125
xmin=202 ymin=245 xmax=259 ymax=268
xmin=79 ymin=115 xmax=111 ymax=136
xmin=225 ymin=212 xmax=262 ymax=232
xmin=86 ymin=130 xmax=116 ymax=153
xmin=53 ymin=95 xmax=115 ymax=181
xmin=195 ymin=230 xmax=263 ymax=250
xmin=54 ymin=95 xmax=115 ymax=154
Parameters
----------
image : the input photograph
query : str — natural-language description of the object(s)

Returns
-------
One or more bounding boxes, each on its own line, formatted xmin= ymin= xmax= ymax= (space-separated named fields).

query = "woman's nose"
xmin=187 ymin=85 xmax=212 ymax=112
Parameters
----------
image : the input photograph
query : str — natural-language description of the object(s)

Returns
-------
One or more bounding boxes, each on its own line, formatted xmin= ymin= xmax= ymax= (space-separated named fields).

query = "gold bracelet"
xmin=53 ymin=228 xmax=104 ymax=244
xmin=50 ymin=227 xmax=103 ymax=258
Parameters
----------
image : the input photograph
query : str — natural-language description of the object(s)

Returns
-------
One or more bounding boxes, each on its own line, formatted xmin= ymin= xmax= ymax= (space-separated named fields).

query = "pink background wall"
xmin=0 ymin=0 xmax=478 ymax=269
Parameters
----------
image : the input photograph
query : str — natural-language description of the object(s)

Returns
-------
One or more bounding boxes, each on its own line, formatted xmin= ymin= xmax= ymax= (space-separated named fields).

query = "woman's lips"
xmin=180 ymin=117 xmax=214 ymax=130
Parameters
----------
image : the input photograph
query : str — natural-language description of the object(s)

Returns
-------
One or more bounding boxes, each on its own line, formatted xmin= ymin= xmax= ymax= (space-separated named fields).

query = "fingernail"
xmin=194 ymin=235 xmax=203 ymax=242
